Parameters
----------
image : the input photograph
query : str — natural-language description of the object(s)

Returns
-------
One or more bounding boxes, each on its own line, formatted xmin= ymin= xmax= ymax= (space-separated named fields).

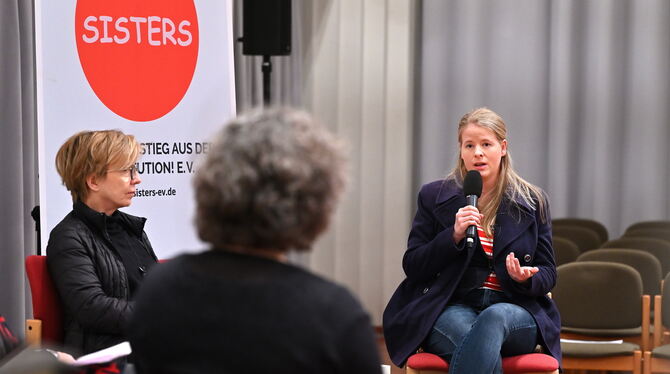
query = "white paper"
xmin=72 ymin=341 xmax=132 ymax=366
xmin=560 ymin=338 xmax=624 ymax=344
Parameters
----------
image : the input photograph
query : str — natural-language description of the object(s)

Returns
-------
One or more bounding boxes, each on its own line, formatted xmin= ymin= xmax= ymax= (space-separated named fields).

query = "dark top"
xmin=383 ymin=179 xmax=561 ymax=366
xmin=47 ymin=201 xmax=157 ymax=355
xmin=128 ymin=250 xmax=382 ymax=374
xmin=106 ymin=212 xmax=155 ymax=297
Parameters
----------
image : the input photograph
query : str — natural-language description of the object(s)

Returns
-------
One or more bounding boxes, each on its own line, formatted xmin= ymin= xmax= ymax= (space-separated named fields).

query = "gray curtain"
xmin=0 ymin=0 xmax=37 ymax=338
xmin=416 ymin=0 xmax=670 ymax=238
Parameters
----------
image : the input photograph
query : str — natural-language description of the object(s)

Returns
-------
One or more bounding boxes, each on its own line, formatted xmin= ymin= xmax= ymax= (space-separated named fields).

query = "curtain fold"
xmin=0 ymin=0 xmax=37 ymax=338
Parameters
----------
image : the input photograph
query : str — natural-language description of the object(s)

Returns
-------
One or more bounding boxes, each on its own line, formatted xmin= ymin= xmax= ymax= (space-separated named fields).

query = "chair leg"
xmin=25 ymin=319 xmax=42 ymax=347
xmin=644 ymin=351 xmax=651 ymax=374
xmin=634 ymin=350 xmax=642 ymax=374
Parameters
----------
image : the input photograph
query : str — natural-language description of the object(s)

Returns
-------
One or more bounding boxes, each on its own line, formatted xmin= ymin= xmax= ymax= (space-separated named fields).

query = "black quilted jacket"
xmin=46 ymin=201 xmax=157 ymax=355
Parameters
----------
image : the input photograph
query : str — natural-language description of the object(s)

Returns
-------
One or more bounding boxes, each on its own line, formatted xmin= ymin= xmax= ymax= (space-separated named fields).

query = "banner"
xmin=36 ymin=0 xmax=236 ymax=258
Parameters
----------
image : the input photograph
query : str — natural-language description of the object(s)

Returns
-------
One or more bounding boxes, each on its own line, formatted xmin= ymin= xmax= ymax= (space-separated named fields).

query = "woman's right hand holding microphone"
xmin=453 ymin=206 xmax=483 ymax=244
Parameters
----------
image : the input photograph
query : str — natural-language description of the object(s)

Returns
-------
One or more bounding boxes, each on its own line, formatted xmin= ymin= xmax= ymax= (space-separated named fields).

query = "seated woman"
xmin=47 ymin=130 xmax=157 ymax=355
xmin=383 ymin=108 xmax=561 ymax=373
xmin=128 ymin=108 xmax=381 ymax=374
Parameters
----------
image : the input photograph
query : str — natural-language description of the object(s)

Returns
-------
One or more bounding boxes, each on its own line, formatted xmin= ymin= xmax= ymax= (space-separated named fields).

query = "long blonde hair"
xmin=448 ymin=108 xmax=547 ymax=236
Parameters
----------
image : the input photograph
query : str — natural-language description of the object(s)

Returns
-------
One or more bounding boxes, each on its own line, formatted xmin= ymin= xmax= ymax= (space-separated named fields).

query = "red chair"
xmin=406 ymin=352 xmax=559 ymax=374
xmin=25 ymin=255 xmax=63 ymax=347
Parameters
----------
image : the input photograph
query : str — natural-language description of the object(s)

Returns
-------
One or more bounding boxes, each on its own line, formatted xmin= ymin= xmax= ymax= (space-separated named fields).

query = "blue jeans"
xmin=423 ymin=288 xmax=538 ymax=374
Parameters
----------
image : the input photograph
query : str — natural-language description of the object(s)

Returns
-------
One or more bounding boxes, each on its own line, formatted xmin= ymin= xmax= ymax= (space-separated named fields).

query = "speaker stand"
xmin=262 ymin=55 xmax=272 ymax=106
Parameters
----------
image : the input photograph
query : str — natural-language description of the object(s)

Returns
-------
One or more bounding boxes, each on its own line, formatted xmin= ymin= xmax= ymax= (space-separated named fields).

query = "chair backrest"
xmin=626 ymin=220 xmax=670 ymax=234
xmin=554 ymin=261 xmax=643 ymax=330
xmin=553 ymin=237 xmax=581 ymax=266
xmin=553 ymin=218 xmax=608 ymax=243
xmin=576 ymin=249 xmax=662 ymax=297
xmin=553 ymin=226 xmax=601 ymax=252
xmin=25 ymin=255 xmax=63 ymax=344
xmin=601 ymin=237 xmax=670 ymax=276
xmin=623 ymin=229 xmax=670 ymax=243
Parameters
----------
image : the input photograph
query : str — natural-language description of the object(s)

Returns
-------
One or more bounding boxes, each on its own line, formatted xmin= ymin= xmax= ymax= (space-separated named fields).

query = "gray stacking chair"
xmin=554 ymin=262 xmax=648 ymax=374
xmin=624 ymin=229 xmax=670 ymax=243
xmin=553 ymin=226 xmax=601 ymax=252
xmin=577 ymin=249 xmax=662 ymax=324
xmin=601 ymin=238 xmax=670 ymax=277
xmin=577 ymin=249 xmax=662 ymax=300
xmin=553 ymin=218 xmax=608 ymax=244
xmin=553 ymin=237 xmax=580 ymax=266
xmin=626 ymin=220 xmax=670 ymax=234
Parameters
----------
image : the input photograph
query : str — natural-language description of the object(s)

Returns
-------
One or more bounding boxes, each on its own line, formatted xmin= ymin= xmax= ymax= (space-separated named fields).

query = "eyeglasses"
xmin=107 ymin=165 xmax=139 ymax=180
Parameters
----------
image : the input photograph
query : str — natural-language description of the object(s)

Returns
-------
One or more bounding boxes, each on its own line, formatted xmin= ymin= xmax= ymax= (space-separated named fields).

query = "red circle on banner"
xmin=75 ymin=0 xmax=199 ymax=122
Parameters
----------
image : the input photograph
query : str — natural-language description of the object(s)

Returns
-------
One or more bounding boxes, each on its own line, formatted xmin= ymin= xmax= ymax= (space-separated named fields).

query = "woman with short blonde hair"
xmin=47 ymin=129 xmax=157 ymax=356
xmin=55 ymin=130 xmax=142 ymax=203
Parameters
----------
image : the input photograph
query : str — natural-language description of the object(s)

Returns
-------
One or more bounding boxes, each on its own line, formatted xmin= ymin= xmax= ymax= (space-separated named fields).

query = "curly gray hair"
xmin=193 ymin=107 xmax=348 ymax=251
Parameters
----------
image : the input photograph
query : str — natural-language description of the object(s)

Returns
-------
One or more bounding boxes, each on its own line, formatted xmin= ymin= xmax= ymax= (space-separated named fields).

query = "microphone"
xmin=463 ymin=170 xmax=483 ymax=249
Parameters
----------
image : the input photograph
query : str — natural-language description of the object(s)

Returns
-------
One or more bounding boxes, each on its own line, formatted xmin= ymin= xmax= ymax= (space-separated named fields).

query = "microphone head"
xmin=463 ymin=170 xmax=483 ymax=197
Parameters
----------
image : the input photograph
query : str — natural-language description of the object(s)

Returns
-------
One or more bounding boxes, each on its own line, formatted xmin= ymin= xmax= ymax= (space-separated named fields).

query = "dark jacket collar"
xmin=73 ymin=200 xmax=147 ymax=238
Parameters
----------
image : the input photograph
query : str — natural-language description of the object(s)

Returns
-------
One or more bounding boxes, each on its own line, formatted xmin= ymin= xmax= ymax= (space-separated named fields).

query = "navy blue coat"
xmin=383 ymin=179 xmax=561 ymax=366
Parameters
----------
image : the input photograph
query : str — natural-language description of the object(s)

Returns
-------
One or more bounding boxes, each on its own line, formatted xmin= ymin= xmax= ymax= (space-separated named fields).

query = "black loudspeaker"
xmin=242 ymin=0 xmax=291 ymax=56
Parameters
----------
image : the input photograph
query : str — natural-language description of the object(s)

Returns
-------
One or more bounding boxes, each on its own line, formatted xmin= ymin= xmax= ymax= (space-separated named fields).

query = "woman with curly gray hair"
xmin=129 ymin=108 xmax=382 ymax=374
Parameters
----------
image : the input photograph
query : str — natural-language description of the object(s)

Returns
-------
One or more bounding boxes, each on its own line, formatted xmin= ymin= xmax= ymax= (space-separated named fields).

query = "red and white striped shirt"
xmin=477 ymin=225 xmax=502 ymax=291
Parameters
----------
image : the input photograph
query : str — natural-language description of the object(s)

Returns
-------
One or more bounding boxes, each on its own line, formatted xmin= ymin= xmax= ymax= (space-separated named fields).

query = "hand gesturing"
xmin=506 ymin=252 xmax=538 ymax=283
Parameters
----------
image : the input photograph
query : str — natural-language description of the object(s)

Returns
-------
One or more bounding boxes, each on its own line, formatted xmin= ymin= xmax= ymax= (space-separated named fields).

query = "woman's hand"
xmin=453 ymin=206 xmax=483 ymax=243
xmin=506 ymin=252 xmax=539 ymax=283
xmin=56 ymin=351 xmax=76 ymax=364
